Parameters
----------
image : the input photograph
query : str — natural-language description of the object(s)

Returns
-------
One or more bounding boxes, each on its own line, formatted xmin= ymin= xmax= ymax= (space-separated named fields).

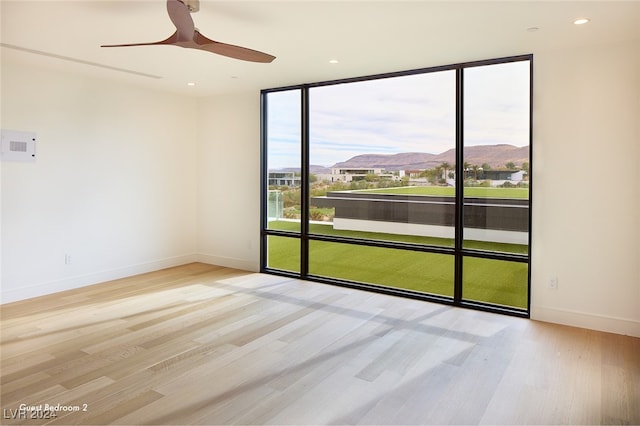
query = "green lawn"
xmin=309 ymin=240 xmax=455 ymax=297
xmin=266 ymin=221 xmax=528 ymax=309
xmin=362 ymin=186 xmax=529 ymax=199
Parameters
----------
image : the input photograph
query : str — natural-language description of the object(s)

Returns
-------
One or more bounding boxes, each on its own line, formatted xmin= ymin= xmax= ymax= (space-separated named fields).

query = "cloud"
xmin=464 ymin=61 xmax=530 ymax=147
xmin=266 ymin=60 xmax=529 ymax=169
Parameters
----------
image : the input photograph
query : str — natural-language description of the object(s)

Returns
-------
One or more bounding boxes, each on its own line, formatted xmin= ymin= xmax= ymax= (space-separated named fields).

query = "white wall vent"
xmin=1 ymin=129 xmax=37 ymax=162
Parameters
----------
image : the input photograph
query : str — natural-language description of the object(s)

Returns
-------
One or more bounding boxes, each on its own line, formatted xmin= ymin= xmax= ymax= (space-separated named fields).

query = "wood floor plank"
xmin=1 ymin=263 xmax=639 ymax=425
xmin=0 ymin=351 xmax=56 ymax=376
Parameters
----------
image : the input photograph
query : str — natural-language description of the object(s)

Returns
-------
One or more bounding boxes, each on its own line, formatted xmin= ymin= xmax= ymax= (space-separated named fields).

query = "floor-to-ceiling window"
xmin=461 ymin=60 xmax=530 ymax=310
xmin=263 ymin=89 xmax=302 ymax=273
xmin=261 ymin=55 xmax=532 ymax=316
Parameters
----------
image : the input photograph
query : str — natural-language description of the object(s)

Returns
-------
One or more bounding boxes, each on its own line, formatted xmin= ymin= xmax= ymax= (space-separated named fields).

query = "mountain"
xmin=331 ymin=152 xmax=436 ymax=170
xmin=310 ymin=165 xmax=332 ymax=174
xmin=332 ymin=144 xmax=528 ymax=170
xmin=277 ymin=165 xmax=332 ymax=174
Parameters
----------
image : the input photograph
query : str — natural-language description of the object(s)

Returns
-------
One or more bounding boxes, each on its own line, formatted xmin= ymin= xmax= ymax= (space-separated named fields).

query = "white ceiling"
xmin=2 ymin=1 xmax=639 ymax=97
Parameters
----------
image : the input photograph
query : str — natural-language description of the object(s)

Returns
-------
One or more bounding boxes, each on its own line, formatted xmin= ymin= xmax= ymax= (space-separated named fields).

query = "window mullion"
xmin=300 ymin=86 xmax=310 ymax=277
xmin=454 ymin=67 xmax=464 ymax=303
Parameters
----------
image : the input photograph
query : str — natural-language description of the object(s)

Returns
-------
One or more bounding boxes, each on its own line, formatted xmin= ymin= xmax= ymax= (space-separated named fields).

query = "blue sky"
xmin=267 ymin=60 xmax=529 ymax=170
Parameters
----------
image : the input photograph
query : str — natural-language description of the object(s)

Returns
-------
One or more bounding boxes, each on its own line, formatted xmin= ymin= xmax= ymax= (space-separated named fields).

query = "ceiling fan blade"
xmin=101 ymin=32 xmax=179 ymax=48
xmin=166 ymin=0 xmax=195 ymax=42
xmin=193 ymin=30 xmax=275 ymax=63
xmin=101 ymin=2 xmax=276 ymax=63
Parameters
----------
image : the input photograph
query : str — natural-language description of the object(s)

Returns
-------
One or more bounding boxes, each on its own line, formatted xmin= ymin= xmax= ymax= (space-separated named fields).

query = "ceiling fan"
xmin=101 ymin=0 xmax=275 ymax=63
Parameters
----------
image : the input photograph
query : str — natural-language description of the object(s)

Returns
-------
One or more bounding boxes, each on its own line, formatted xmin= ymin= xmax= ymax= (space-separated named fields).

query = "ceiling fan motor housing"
xmin=184 ymin=0 xmax=199 ymax=13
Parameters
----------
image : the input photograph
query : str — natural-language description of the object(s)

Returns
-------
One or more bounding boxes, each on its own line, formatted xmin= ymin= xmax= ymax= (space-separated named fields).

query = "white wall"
xmin=1 ymin=63 xmax=198 ymax=303
xmin=196 ymin=91 xmax=261 ymax=271
xmin=332 ymin=219 xmax=529 ymax=245
xmin=531 ymin=38 xmax=640 ymax=336
xmin=198 ymin=38 xmax=640 ymax=337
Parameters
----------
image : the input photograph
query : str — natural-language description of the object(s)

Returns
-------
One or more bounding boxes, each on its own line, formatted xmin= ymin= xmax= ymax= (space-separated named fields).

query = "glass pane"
xmin=266 ymin=90 xmax=301 ymax=232
xmin=266 ymin=235 xmax=300 ymax=273
xmin=308 ymin=71 xmax=456 ymax=247
xmin=463 ymin=257 xmax=528 ymax=309
xmin=309 ymin=240 xmax=454 ymax=297
xmin=463 ymin=61 xmax=530 ymax=254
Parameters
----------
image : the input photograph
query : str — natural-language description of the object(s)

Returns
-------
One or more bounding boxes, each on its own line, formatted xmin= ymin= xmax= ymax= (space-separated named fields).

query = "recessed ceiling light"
xmin=329 ymin=59 xmax=339 ymax=64
xmin=187 ymin=82 xmax=196 ymax=86
xmin=574 ymin=18 xmax=590 ymax=25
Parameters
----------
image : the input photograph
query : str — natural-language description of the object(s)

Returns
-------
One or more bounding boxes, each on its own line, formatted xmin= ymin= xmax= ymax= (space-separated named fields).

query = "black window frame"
xmin=260 ymin=54 xmax=533 ymax=318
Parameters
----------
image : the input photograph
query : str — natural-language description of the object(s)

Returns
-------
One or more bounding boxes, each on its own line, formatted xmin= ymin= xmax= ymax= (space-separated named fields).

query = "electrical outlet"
xmin=548 ymin=276 xmax=558 ymax=289
xmin=65 ymin=254 xmax=72 ymax=265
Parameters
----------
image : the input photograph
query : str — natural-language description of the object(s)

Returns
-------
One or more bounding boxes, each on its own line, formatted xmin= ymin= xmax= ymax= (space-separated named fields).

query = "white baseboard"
xmin=1 ymin=254 xmax=199 ymax=304
xmin=531 ymin=305 xmax=640 ymax=337
xmin=195 ymin=253 xmax=259 ymax=272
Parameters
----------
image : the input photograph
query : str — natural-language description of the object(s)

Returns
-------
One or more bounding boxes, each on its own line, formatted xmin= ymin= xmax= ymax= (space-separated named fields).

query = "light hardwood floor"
xmin=1 ymin=263 xmax=638 ymax=425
